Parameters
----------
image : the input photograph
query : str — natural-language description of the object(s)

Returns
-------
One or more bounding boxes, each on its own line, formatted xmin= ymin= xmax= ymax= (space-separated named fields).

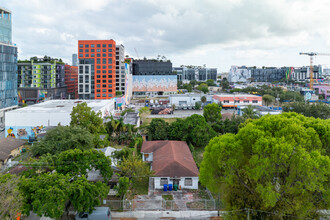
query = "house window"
xmin=252 ymin=100 xmax=258 ymax=103
xmin=244 ymin=100 xmax=249 ymax=103
xmin=160 ymin=178 xmax=168 ymax=186
xmin=223 ymin=100 xmax=229 ymax=103
xmin=184 ymin=178 xmax=192 ymax=186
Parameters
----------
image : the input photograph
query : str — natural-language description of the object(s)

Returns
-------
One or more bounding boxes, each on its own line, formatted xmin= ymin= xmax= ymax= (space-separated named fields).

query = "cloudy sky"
xmin=3 ymin=0 xmax=330 ymax=72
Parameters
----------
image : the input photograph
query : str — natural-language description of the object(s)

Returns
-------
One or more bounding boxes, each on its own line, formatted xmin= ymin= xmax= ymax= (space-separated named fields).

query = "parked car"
xmin=76 ymin=207 xmax=111 ymax=220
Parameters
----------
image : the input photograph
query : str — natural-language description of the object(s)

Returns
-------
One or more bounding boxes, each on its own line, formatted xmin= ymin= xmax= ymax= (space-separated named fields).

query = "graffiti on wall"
xmin=6 ymin=125 xmax=45 ymax=140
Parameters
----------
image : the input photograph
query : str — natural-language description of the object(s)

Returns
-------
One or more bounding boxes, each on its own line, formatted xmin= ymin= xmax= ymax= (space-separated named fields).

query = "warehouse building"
xmin=5 ymin=99 xmax=114 ymax=140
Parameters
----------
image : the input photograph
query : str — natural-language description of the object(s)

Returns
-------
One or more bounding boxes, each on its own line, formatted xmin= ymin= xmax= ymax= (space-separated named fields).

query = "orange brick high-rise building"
xmin=64 ymin=65 xmax=78 ymax=99
xmin=78 ymin=40 xmax=116 ymax=99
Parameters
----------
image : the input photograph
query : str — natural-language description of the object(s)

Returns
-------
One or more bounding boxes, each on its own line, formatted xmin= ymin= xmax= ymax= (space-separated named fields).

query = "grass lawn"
xmin=162 ymin=195 xmax=173 ymax=200
xmin=192 ymin=147 xmax=205 ymax=168
xmin=110 ymin=144 xmax=127 ymax=150
xmin=130 ymin=177 xmax=149 ymax=197
xmin=144 ymin=117 xmax=179 ymax=125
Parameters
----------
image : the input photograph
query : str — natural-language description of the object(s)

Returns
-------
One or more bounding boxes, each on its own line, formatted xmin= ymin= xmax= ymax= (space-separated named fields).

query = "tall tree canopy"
xmin=20 ymin=173 xmax=108 ymax=219
xmin=39 ymin=149 xmax=113 ymax=182
xmin=170 ymin=114 xmax=217 ymax=148
xmin=262 ymin=94 xmax=275 ymax=106
xmin=147 ymin=118 xmax=169 ymax=140
xmin=70 ymin=102 xmax=105 ymax=134
xmin=200 ymin=113 xmax=330 ymax=219
xmin=0 ymin=174 xmax=23 ymax=220
xmin=283 ymin=101 xmax=330 ymax=119
xmin=31 ymin=126 xmax=94 ymax=156
xmin=203 ymin=103 xmax=222 ymax=124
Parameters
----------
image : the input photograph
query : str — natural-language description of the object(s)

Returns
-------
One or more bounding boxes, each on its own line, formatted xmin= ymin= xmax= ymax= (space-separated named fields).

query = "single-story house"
xmin=141 ymin=140 xmax=199 ymax=190
xmin=0 ymin=137 xmax=26 ymax=169
xmin=87 ymin=146 xmax=120 ymax=195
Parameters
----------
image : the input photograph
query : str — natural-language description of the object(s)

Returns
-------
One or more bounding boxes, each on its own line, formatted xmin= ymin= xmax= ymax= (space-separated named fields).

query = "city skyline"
xmin=3 ymin=0 xmax=330 ymax=72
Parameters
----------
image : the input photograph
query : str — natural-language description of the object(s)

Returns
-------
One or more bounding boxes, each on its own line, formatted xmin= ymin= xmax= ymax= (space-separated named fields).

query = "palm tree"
xmin=201 ymin=96 xmax=207 ymax=107
xmin=242 ymin=105 xmax=259 ymax=119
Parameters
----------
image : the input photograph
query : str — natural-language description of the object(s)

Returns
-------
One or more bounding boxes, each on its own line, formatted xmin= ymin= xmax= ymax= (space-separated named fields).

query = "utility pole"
xmin=247 ymin=208 xmax=250 ymax=220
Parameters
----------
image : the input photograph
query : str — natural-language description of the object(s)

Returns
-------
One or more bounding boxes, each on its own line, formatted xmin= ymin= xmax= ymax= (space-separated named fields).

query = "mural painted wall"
xmin=6 ymin=125 xmax=45 ymax=140
xmin=133 ymin=75 xmax=177 ymax=92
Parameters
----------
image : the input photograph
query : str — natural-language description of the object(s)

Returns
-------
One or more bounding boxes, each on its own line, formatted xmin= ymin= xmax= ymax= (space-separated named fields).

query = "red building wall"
xmin=78 ymin=40 xmax=116 ymax=99
xmin=64 ymin=65 xmax=78 ymax=99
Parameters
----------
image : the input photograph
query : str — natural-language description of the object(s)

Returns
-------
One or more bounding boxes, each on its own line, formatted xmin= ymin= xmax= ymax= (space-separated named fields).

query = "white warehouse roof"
xmin=5 ymin=99 xmax=115 ymax=127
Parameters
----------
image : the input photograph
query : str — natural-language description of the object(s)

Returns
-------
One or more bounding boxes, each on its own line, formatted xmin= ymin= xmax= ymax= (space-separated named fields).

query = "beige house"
xmin=0 ymin=137 xmax=26 ymax=169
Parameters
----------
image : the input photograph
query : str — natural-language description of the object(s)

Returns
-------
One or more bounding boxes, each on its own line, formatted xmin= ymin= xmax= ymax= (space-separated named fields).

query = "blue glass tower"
xmin=0 ymin=7 xmax=17 ymax=109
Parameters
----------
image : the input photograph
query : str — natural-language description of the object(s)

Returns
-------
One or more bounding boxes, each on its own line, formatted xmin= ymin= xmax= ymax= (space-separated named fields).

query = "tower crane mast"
xmin=299 ymin=52 xmax=330 ymax=89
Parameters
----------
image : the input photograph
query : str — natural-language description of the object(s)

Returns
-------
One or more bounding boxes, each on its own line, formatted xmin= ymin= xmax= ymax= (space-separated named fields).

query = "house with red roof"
xmin=141 ymin=140 xmax=199 ymax=190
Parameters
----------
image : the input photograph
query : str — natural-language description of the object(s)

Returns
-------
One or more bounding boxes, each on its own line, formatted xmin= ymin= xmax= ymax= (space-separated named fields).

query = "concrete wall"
xmin=154 ymin=177 xmax=199 ymax=190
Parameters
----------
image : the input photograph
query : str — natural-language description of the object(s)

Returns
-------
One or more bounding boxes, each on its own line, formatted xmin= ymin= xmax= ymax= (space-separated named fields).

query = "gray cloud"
xmin=4 ymin=0 xmax=330 ymax=70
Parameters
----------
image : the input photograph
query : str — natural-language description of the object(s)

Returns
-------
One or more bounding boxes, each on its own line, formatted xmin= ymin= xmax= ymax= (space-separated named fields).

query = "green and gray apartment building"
xmin=17 ymin=56 xmax=67 ymax=104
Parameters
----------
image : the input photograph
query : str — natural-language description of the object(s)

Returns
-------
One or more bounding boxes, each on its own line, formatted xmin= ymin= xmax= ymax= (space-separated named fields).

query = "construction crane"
xmin=134 ymin=48 xmax=140 ymax=59
xmin=299 ymin=52 xmax=330 ymax=89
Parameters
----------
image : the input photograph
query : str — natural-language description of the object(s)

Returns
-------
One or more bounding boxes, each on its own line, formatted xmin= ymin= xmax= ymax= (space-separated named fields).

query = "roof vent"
xmin=56 ymin=105 xmax=64 ymax=107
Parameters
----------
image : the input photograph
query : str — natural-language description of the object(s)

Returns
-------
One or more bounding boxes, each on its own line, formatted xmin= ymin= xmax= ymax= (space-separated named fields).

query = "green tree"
xmin=119 ymin=154 xmax=153 ymax=184
xmin=167 ymin=115 xmax=216 ymax=148
xmin=168 ymin=119 xmax=187 ymax=141
xmin=200 ymin=113 xmax=330 ymax=219
xmin=217 ymin=114 xmax=245 ymax=134
xmin=262 ymin=94 xmax=275 ymax=106
xmin=147 ymin=118 xmax=169 ymax=140
xmin=194 ymin=102 xmax=201 ymax=110
xmin=201 ymin=96 xmax=207 ymax=106
xmin=20 ymin=173 xmax=108 ymax=219
xmin=206 ymin=79 xmax=216 ymax=87
xmin=40 ymin=149 xmax=113 ymax=182
xmin=279 ymin=91 xmax=304 ymax=102
xmin=197 ymin=83 xmax=209 ymax=94
xmin=203 ymin=103 xmax=222 ymax=124
xmin=283 ymin=102 xmax=330 ymax=119
xmin=184 ymin=114 xmax=217 ymax=148
xmin=115 ymin=177 xmax=130 ymax=199
xmin=70 ymin=102 xmax=105 ymax=134
xmin=190 ymin=80 xmax=198 ymax=88
xmin=139 ymin=107 xmax=151 ymax=125
xmin=221 ymin=78 xmax=229 ymax=90
xmin=0 ymin=174 xmax=23 ymax=220
xmin=241 ymin=105 xmax=259 ymax=119
xmin=31 ymin=126 xmax=94 ymax=156
xmin=182 ymin=83 xmax=193 ymax=92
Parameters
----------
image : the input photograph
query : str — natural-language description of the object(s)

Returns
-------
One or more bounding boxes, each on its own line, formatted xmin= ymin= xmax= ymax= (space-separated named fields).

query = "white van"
xmin=75 ymin=207 xmax=111 ymax=220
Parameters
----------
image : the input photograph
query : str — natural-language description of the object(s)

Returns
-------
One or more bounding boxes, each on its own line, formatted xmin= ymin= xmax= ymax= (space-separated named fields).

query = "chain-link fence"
xmin=106 ymin=199 xmax=216 ymax=211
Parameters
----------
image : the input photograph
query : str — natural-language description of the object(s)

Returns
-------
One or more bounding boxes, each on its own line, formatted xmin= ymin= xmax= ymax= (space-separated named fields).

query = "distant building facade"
xmin=116 ymin=44 xmax=128 ymax=94
xmin=78 ymin=40 xmax=116 ymax=99
xmin=72 ymin=54 xmax=78 ymax=67
xmin=133 ymin=59 xmax=176 ymax=96
xmin=229 ymin=65 xmax=323 ymax=83
xmin=64 ymin=65 xmax=78 ymax=99
xmin=0 ymin=7 xmax=18 ymax=130
xmin=290 ymin=65 xmax=322 ymax=81
xmin=0 ymin=7 xmax=12 ymax=45
xmin=17 ymin=57 xmax=67 ymax=104
xmin=173 ymin=66 xmax=217 ymax=83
